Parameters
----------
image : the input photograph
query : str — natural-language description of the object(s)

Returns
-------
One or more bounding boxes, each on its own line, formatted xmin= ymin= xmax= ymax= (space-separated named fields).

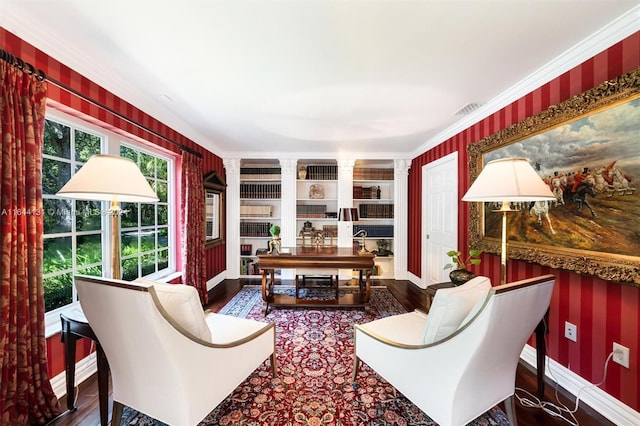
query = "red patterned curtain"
xmin=181 ymin=151 xmax=207 ymax=304
xmin=0 ymin=63 xmax=61 ymax=423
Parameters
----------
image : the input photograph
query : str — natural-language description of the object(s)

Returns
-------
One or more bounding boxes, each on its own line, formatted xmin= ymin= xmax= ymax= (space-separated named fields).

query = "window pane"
xmin=78 ymin=265 xmax=102 ymax=277
xmin=156 ymin=181 xmax=168 ymax=203
xmin=43 ymin=236 xmax=72 ymax=274
xmin=158 ymin=228 xmax=168 ymax=248
xmin=141 ymin=204 xmax=155 ymax=227
xmin=141 ymin=231 xmax=155 ymax=253
xmin=122 ymin=258 xmax=139 ymax=281
xmin=75 ymin=200 xmax=103 ymax=231
xmin=140 ymin=153 xmax=155 ymax=177
xmin=121 ymin=231 xmax=139 ymax=256
xmin=43 ymin=199 xmax=72 ymax=234
xmin=120 ymin=145 xmax=137 ymax=163
xmin=44 ymin=273 xmax=73 ymax=311
xmin=76 ymin=233 xmax=102 ymax=267
xmin=142 ymin=253 xmax=156 ymax=276
xmin=74 ymin=129 xmax=101 ymax=162
xmin=158 ymin=249 xmax=169 ymax=270
xmin=157 ymin=158 xmax=168 ymax=180
xmin=120 ymin=203 xmax=139 ymax=228
xmin=157 ymin=205 xmax=168 ymax=226
xmin=43 ymin=120 xmax=71 ymax=159
xmin=42 ymin=158 xmax=71 ymax=195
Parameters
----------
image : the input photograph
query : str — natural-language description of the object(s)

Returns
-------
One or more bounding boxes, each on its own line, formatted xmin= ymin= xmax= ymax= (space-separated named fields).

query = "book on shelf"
xmin=240 ymin=167 xmax=281 ymax=180
xmin=353 ymin=185 xmax=382 ymax=199
xmin=240 ymin=222 xmax=272 ymax=237
xmin=296 ymin=204 xmax=327 ymax=218
xmin=353 ymin=224 xmax=394 ymax=237
xmin=353 ymin=167 xmax=394 ymax=180
xmin=240 ymin=205 xmax=273 ymax=217
xmin=358 ymin=203 xmax=394 ymax=218
xmin=240 ymin=183 xmax=281 ymax=199
xmin=305 ymin=164 xmax=337 ymax=180
xmin=240 ymin=244 xmax=253 ymax=256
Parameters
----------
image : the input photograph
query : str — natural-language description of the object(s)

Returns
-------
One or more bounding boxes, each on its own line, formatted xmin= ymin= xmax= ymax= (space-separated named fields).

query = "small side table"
xmin=425 ymin=282 xmax=549 ymax=399
xmin=60 ymin=308 xmax=109 ymax=426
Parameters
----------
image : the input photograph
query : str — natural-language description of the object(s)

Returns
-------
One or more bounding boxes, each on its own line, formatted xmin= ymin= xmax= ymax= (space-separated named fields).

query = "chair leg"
xmin=351 ymin=355 xmax=360 ymax=383
xmin=111 ymin=401 xmax=124 ymax=426
xmin=504 ymin=395 xmax=518 ymax=426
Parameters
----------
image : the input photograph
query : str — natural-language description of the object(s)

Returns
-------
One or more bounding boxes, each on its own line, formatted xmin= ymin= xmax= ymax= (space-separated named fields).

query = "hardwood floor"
xmin=47 ymin=278 xmax=613 ymax=426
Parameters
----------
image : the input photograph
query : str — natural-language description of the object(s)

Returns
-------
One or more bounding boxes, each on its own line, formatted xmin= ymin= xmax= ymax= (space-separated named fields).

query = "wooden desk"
xmin=257 ymin=247 xmax=375 ymax=313
xmin=426 ymin=282 xmax=549 ymax=399
xmin=60 ymin=309 xmax=109 ymax=426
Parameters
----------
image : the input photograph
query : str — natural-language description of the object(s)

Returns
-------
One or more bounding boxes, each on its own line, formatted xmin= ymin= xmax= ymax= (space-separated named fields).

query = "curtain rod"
xmin=0 ymin=47 xmax=46 ymax=81
xmin=1 ymin=47 xmax=202 ymax=159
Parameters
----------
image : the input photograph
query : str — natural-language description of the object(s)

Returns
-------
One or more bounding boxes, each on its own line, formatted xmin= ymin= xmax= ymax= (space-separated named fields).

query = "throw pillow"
xmin=421 ymin=276 xmax=491 ymax=344
xmin=134 ymin=278 xmax=212 ymax=342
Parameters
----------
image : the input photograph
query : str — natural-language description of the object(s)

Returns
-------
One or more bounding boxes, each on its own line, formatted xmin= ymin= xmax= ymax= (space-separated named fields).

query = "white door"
xmin=421 ymin=152 xmax=458 ymax=289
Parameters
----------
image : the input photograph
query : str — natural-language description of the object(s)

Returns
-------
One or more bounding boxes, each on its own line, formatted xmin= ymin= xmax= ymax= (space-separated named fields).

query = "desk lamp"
xmin=338 ymin=207 xmax=368 ymax=254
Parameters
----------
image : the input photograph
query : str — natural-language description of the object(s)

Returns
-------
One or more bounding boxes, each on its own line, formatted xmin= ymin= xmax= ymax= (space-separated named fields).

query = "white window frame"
xmin=43 ymin=109 xmax=177 ymax=337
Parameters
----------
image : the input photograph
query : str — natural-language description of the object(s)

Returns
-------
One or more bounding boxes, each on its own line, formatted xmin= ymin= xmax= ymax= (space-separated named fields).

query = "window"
xmin=43 ymin=114 xmax=175 ymax=319
xmin=43 ymin=119 xmax=104 ymax=312
xmin=119 ymin=145 xmax=172 ymax=281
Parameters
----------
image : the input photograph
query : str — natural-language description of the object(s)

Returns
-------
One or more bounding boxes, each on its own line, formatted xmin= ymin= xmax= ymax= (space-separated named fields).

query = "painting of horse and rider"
xmin=482 ymin=96 xmax=639 ymax=258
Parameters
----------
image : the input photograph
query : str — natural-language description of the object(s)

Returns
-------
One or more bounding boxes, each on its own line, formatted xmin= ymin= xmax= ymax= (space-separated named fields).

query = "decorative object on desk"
xmin=309 ymin=184 xmax=324 ymax=199
xmin=463 ymin=158 xmax=554 ymax=284
xmin=353 ymin=229 xmax=368 ymax=254
xmin=57 ymin=154 xmax=158 ymax=279
xmin=268 ymin=225 xmax=281 ymax=254
xmin=443 ymin=249 xmax=482 ymax=285
xmin=298 ymin=164 xmax=307 ymax=180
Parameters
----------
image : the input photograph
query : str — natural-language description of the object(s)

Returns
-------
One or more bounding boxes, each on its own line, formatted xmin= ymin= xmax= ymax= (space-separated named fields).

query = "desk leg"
xmin=96 ymin=344 xmax=109 ymax=426
xmin=62 ymin=332 xmax=78 ymax=411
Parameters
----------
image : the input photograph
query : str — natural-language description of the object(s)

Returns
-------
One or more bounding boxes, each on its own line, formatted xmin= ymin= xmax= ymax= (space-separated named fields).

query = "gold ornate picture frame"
xmin=467 ymin=67 xmax=640 ymax=286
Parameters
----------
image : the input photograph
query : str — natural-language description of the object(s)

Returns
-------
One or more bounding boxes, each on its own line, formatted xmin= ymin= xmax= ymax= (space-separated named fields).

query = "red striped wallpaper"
xmin=409 ymin=32 xmax=640 ymax=410
xmin=1 ymin=27 xmax=227 ymax=377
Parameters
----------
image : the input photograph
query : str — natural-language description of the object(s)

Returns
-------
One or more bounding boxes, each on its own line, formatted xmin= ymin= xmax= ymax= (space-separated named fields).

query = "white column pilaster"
xmin=224 ymin=158 xmax=241 ymax=279
xmin=336 ymin=159 xmax=355 ymax=248
xmin=394 ymin=159 xmax=411 ymax=280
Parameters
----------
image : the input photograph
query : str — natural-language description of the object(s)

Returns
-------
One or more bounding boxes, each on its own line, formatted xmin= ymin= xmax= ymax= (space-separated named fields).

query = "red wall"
xmin=409 ymin=32 xmax=640 ymax=410
xmin=1 ymin=28 xmax=227 ymax=378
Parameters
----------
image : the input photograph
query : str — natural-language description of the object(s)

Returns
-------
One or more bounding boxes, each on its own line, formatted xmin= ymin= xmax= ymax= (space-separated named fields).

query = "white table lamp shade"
xmin=57 ymin=154 xmax=159 ymax=203
xmin=462 ymin=158 xmax=555 ymax=202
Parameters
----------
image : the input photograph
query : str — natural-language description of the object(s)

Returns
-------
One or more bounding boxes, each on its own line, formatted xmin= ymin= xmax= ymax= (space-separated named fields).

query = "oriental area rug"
xmin=122 ymin=285 xmax=509 ymax=425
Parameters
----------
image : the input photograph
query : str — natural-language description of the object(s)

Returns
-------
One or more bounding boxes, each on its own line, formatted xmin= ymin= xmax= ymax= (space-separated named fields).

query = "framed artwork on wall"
xmin=467 ymin=67 xmax=640 ymax=286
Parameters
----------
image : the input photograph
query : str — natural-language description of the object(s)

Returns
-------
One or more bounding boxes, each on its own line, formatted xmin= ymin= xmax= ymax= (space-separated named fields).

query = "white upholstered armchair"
xmin=352 ymin=274 xmax=555 ymax=426
xmin=75 ymin=275 xmax=277 ymax=426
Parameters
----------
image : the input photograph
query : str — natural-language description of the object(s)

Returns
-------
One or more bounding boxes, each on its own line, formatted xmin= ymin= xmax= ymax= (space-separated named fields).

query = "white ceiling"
xmin=2 ymin=1 xmax=639 ymax=160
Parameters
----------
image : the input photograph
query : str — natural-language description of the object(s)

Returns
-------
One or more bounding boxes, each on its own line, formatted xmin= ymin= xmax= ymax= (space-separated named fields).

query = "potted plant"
xmin=443 ymin=249 xmax=482 ymax=285
xmin=268 ymin=225 xmax=281 ymax=254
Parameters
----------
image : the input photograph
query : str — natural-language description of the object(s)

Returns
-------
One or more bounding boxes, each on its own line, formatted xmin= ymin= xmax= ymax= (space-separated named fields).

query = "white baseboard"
xmin=407 ymin=271 xmax=422 ymax=288
xmin=50 ymin=352 xmax=97 ymax=399
xmin=520 ymin=344 xmax=639 ymax=425
xmin=206 ymin=270 xmax=226 ymax=291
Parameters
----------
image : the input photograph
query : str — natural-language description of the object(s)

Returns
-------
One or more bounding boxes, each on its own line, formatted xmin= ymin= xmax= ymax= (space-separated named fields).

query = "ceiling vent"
xmin=454 ymin=102 xmax=483 ymax=115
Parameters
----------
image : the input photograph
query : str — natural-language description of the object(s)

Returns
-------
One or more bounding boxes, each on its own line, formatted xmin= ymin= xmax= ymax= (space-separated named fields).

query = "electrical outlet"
xmin=613 ymin=343 xmax=630 ymax=368
xmin=564 ymin=321 xmax=577 ymax=342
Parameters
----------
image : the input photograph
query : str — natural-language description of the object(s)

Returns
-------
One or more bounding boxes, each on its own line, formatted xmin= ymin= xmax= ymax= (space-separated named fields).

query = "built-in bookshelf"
xmin=296 ymin=161 xmax=338 ymax=245
xmin=352 ymin=161 xmax=395 ymax=278
xmin=239 ymin=162 xmax=281 ymax=276
xmin=231 ymin=159 xmax=400 ymax=279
